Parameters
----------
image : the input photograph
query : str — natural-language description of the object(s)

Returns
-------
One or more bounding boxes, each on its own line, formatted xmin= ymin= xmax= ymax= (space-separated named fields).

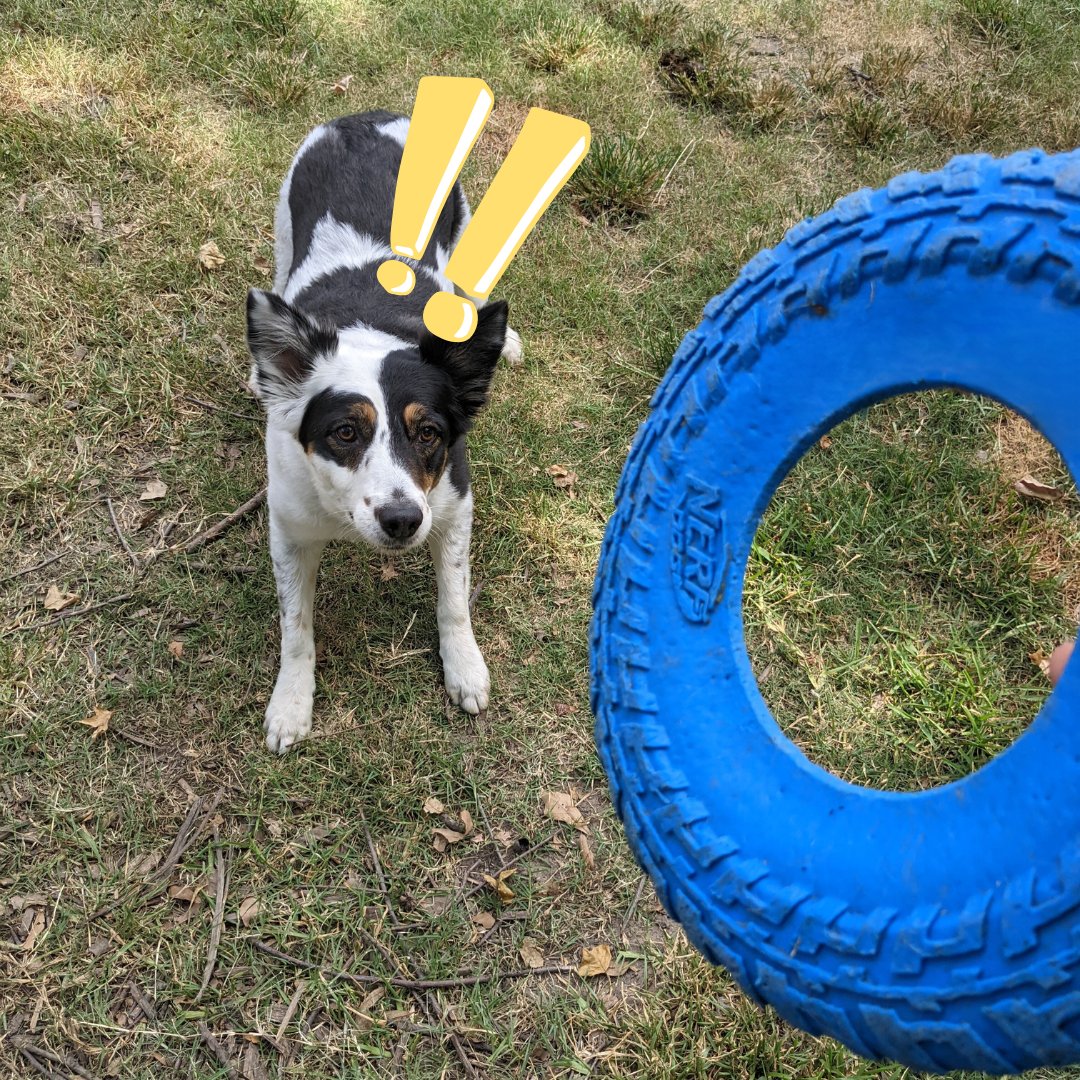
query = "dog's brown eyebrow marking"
xmin=403 ymin=402 xmax=426 ymax=431
xmin=399 ymin=402 xmax=447 ymax=493
xmin=351 ymin=400 xmax=377 ymax=432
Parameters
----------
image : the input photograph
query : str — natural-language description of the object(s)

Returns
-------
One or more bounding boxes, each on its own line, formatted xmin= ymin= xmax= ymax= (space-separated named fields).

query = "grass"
xmin=2 ymin=0 xmax=1080 ymax=1077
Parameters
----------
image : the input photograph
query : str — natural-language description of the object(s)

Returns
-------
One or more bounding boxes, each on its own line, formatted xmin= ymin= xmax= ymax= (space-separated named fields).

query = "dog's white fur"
xmin=252 ymin=116 xmax=520 ymax=753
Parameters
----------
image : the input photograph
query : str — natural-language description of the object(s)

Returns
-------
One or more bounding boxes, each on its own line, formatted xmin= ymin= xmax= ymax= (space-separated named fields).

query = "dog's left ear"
xmin=247 ymin=289 xmax=337 ymax=406
xmin=419 ymin=300 xmax=508 ymax=426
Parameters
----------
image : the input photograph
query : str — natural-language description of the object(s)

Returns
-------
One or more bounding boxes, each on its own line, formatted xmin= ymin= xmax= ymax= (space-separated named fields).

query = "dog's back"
xmin=272 ymin=111 xmax=469 ymax=343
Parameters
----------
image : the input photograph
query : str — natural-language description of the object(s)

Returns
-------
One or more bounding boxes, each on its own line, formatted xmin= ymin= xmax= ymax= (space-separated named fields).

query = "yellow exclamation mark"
xmin=376 ymin=76 xmax=494 ymax=297
xmin=379 ymin=79 xmax=590 ymax=342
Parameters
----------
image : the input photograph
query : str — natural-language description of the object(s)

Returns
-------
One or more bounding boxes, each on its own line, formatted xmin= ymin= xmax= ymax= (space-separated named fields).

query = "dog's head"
xmin=247 ymin=289 xmax=507 ymax=550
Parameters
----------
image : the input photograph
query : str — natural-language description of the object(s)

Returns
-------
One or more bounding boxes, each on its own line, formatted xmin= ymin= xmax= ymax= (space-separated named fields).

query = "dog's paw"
xmin=264 ymin=687 xmax=313 ymax=754
xmin=501 ymin=326 xmax=523 ymax=368
xmin=442 ymin=639 xmax=490 ymax=715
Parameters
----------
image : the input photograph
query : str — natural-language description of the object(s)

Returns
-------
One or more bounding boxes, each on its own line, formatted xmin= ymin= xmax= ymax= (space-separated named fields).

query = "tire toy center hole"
xmin=743 ymin=390 xmax=1079 ymax=792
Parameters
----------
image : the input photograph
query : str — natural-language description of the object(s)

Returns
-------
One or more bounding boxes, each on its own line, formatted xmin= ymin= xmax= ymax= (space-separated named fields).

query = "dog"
xmin=246 ymin=111 xmax=521 ymax=753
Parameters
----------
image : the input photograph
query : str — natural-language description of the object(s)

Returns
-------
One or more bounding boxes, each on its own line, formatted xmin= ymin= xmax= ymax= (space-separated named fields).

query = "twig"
xmin=127 ymin=982 xmax=158 ymax=1023
xmin=17 ymin=1046 xmax=61 ymax=1079
xmin=0 ymin=552 xmax=66 ymax=585
xmin=620 ymin=876 xmax=648 ymax=940
xmin=356 ymin=927 xmax=476 ymax=1080
xmin=274 ymin=980 xmax=306 ymax=1043
xmin=89 ymin=788 xmax=224 ymax=920
xmin=197 ymin=1022 xmax=239 ymax=1080
xmin=250 ymin=939 xmax=574 ymax=991
xmin=105 ymin=497 xmax=138 ymax=567
xmin=196 ymin=845 xmax=228 ymax=1001
xmin=148 ymin=488 xmax=267 ymax=561
xmin=2 ymin=593 xmax=135 ymax=636
xmin=183 ymin=393 xmax=261 ymax=423
xmin=459 ymin=830 xmax=556 ymax=902
xmin=11 ymin=1041 xmax=98 ymax=1080
xmin=111 ymin=728 xmax=166 ymax=752
xmin=358 ymin=805 xmax=399 ymax=928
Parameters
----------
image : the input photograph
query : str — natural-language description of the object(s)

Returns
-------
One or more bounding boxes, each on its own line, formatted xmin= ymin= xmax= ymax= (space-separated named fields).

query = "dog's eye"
xmin=418 ymin=424 xmax=440 ymax=444
xmin=334 ymin=423 xmax=358 ymax=443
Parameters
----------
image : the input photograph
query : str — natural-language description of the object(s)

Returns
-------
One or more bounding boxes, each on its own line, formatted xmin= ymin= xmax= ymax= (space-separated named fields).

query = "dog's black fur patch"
xmin=286 ymin=112 xmax=468 ymax=344
xmin=247 ymin=290 xmax=339 ymax=397
xmin=298 ymin=389 xmax=377 ymax=467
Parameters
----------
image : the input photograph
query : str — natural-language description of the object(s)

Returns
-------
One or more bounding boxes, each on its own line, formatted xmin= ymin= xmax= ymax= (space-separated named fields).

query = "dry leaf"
xmin=1030 ymin=648 xmax=1051 ymax=676
xmin=433 ymin=827 xmax=466 ymax=845
xmin=332 ymin=74 xmax=354 ymax=93
xmin=459 ymin=809 xmax=474 ymax=834
xmin=471 ymin=911 xmax=495 ymax=931
xmin=483 ymin=867 xmax=516 ymax=902
xmin=138 ymin=478 xmax=168 ymax=502
xmin=554 ymin=702 xmax=577 ymax=717
xmin=237 ymin=896 xmax=260 ymax=927
xmin=577 ymin=832 xmax=595 ymax=870
xmin=79 ymin=707 xmax=111 ymax=740
xmin=423 ymin=796 xmax=445 ymax=815
xmin=198 ymin=240 xmax=225 ymax=271
xmin=379 ymin=557 xmax=399 ymax=581
xmin=15 ymin=192 xmax=28 ymax=214
xmin=818 ymin=434 xmax=833 ymax=450
xmin=168 ymin=882 xmax=204 ymax=904
xmin=542 ymin=791 xmax=586 ymax=832
xmin=19 ymin=907 xmax=46 ymax=952
xmin=577 ymin=943 xmax=612 ymax=978
xmin=44 ymin=584 xmax=78 ymax=611
xmin=253 ymin=255 xmax=272 ymax=274
xmin=1015 ymin=474 xmax=1066 ymax=502
xmin=546 ymin=464 xmax=578 ymax=495
xmin=519 ymin=940 xmax=545 ymax=969
xmin=168 ymin=640 xmax=184 ymax=659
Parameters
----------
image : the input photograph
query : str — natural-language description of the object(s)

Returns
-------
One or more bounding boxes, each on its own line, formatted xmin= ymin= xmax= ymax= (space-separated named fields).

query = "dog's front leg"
xmin=430 ymin=500 xmax=489 ymax=714
xmin=265 ymin=519 xmax=324 ymax=753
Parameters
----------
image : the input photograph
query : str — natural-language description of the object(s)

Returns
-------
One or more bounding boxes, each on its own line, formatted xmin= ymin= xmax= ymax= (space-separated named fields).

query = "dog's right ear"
xmin=246 ymin=289 xmax=337 ymax=405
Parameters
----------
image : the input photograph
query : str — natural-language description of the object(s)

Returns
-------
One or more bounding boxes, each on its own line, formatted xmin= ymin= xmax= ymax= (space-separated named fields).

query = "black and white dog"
xmin=246 ymin=112 xmax=520 ymax=753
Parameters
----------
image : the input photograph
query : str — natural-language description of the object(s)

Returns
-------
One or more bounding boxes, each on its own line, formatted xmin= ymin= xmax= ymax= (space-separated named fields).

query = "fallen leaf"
xmin=577 ymin=832 xmax=595 ymax=870
xmin=433 ymin=827 xmax=466 ymax=846
xmin=168 ymin=882 xmax=205 ymax=905
xmin=19 ymin=907 xmax=46 ymax=952
xmin=546 ymin=464 xmax=578 ymax=496
xmin=198 ymin=240 xmax=225 ymax=271
xmin=88 ymin=937 xmax=113 ymax=958
xmin=459 ymin=809 xmax=474 ymax=834
xmin=1015 ymin=474 xmax=1066 ymax=502
xmin=359 ymin=986 xmax=385 ymax=1013
xmin=138 ymin=478 xmax=168 ymax=502
xmin=471 ymin=911 xmax=495 ymax=931
xmin=168 ymin=640 xmax=184 ymax=659
xmin=1031 ymin=648 xmax=1051 ymax=676
xmin=237 ymin=896 xmax=260 ymax=927
xmin=332 ymin=74 xmax=354 ymax=94
xmin=423 ymin=796 xmax=445 ymax=815
xmin=483 ymin=867 xmax=516 ymax=902
xmin=79 ymin=707 xmax=111 ymax=740
xmin=240 ymin=1042 xmax=270 ymax=1080
xmin=542 ymin=791 xmax=586 ymax=832
xmin=15 ymin=192 xmax=28 ymax=213
xmin=554 ymin=702 xmax=577 ymax=717
xmin=577 ymin=943 xmax=612 ymax=978
xmin=44 ymin=584 xmax=78 ymax=611
xmin=818 ymin=434 xmax=833 ymax=450
xmin=253 ymin=255 xmax=272 ymax=275
xmin=519 ymin=940 xmax=545 ymax=969
xmin=379 ymin=556 xmax=398 ymax=581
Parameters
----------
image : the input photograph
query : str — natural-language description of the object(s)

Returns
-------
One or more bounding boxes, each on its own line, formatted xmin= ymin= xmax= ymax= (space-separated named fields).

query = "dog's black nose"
xmin=376 ymin=502 xmax=423 ymax=540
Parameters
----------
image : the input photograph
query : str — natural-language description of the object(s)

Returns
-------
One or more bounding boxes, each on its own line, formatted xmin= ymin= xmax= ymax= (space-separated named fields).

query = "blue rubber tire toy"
xmin=590 ymin=148 xmax=1080 ymax=1074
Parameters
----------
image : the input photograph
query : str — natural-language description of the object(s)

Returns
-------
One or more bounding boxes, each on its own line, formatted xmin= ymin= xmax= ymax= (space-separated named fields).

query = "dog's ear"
xmin=246 ymin=289 xmax=337 ymax=404
xmin=419 ymin=300 xmax=508 ymax=426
